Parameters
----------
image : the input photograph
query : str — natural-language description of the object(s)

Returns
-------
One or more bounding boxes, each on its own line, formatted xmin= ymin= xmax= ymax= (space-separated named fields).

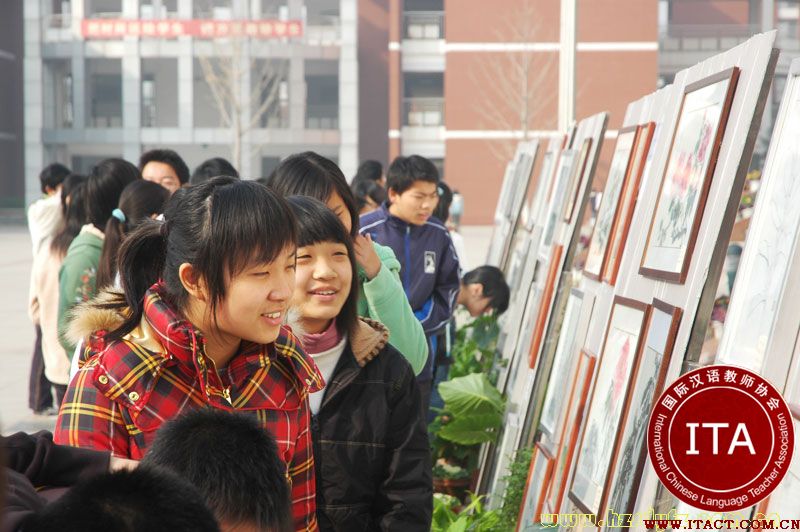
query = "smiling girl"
xmin=285 ymin=196 xmax=431 ymax=531
xmin=54 ymin=178 xmax=323 ymax=531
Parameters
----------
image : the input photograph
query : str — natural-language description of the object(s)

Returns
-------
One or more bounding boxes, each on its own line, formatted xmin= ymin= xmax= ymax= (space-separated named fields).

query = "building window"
xmin=44 ymin=59 xmax=73 ymax=129
xmin=305 ymin=60 xmax=338 ymax=130
xmin=139 ymin=0 xmax=178 ymax=19
xmin=141 ymin=58 xmax=178 ymax=127
xmin=259 ymin=0 xmax=288 ymax=19
xmin=85 ymin=0 xmax=122 ymax=18
xmin=403 ymin=72 xmax=444 ymax=126
xmin=305 ymin=0 xmax=339 ymax=26
xmin=193 ymin=0 xmax=233 ymax=19
xmin=86 ymin=58 xmax=122 ymax=128
xmin=403 ymin=0 xmax=444 ymax=39
xmin=253 ymin=59 xmax=289 ymax=128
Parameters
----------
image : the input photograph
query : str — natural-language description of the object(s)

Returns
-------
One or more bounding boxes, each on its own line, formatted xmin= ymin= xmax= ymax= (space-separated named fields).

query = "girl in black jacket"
xmin=286 ymin=196 xmax=432 ymax=531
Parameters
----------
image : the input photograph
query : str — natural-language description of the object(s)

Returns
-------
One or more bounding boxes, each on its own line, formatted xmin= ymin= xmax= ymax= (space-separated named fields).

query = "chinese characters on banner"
xmin=81 ymin=19 xmax=304 ymax=40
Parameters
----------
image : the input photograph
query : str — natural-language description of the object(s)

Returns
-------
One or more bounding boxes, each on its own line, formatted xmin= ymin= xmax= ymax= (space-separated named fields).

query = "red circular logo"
xmin=647 ymin=365 xmax=793 ymax=512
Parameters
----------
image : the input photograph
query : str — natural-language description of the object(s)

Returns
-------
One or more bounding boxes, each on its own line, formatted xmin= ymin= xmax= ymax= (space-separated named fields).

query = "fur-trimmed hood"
xmin=66 ymin=289 xmax=129 ymax=346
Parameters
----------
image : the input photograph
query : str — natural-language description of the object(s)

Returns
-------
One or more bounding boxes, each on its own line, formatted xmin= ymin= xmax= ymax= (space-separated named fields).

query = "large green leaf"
xmin=438 ymin=373 xmax=505 ymax=418
xmin=438 ymin=413 xmax=503 ymax=445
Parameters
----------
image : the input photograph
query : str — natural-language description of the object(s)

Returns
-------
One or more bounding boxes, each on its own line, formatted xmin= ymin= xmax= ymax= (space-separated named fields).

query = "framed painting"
xmin=583 ymin=126 xmax=638 ymax=280
xmin=546 ymin=349 xmax=597 ymax=515
xmin=640 ymin=67 xmax=740 ymax=283
xmin=539 ymin=289 xmax=585 ymax=454
xmin=517 ymin=444 xmax=556 ymax=532
xmin=529 ymin=245 xmax=564 ymax=369
xmin=569 ymin=296 xmax=650 ymax=516
xmin=543 ymin=150 xmax=577 ymax=247
xmin=602 ymin=299 xmax=682 ymax=517
xmin=717 ymin=63 xmax=800 ymax=372
xmin=528 ymin=150 xmax=557 ymax=231
xmin=603 ymin=122 xmax=656 ymax=285
xmin=563 ymin=138 xmax=594 ymax=224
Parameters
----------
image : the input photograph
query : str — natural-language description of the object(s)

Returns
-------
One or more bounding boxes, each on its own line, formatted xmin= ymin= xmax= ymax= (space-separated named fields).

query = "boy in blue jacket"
xmin=360 ymin=155 xmax=461 ymax=412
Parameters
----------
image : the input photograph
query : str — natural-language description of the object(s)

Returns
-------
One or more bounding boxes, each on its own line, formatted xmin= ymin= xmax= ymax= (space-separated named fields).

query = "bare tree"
xmin=470 ymin=0 xmax=558 ymax=163
xmin=197 ymin=38 xmax=288 ymax=170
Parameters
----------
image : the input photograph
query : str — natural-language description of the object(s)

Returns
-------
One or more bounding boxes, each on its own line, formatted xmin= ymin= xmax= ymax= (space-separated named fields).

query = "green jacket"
xmin=58 ymin=227 xmax=104 ymax=358
xmin=357 ymin=242 xmax=428 ymax=375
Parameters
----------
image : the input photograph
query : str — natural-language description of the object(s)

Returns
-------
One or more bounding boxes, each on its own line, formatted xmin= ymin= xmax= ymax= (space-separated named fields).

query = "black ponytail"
xmin=102 ymin=220 xmax=167 ymax=341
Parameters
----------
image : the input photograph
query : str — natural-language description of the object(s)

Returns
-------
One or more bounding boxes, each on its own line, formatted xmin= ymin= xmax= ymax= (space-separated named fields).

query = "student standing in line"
xmin=27 ymin=163 xmax=70 ymax=414
xmin=268 ymin=152 xmax=428 ymax=375
xmin=139 ymin=148 xmax=190 ymax=194
xmin=286 ymin=196 xmax=431 ymax=531
xmin=359 ymin=155 xmax=461 ymax=412
xmin=57 ymin=158 xmax=139 ymax=358
xmin=54 ymin=178 xmax=322 ymax=532
xmin=30 ymin=175 xmax=87 ymax=409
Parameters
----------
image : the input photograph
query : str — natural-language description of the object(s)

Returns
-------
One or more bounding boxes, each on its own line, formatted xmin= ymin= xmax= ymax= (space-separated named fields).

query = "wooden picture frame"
xmin=639 ymin=67 xmax=740 ymax=283
xmin=583 ymin=126 xmax=639 ymax=280
xmin=539 ymin=289 xmax=585 ymax=455
xmin=569 ymin=296 xmax=650 ymax=517
xmin=546 ymin=349 xmax=598 ymax=515
xmin=529 ymin=245 xmax=564 ymax=369
xmin=716 ymin=60 xmax=800 ymax=374
xmin=603 ymin=122 xmax=656 ymax=285
xmin=563 ymin=138 xmax=594 ymax=224
xmin=543 ymin=151 xmax=577 ymax=247
xmin=601 ymin=299 xmax=682 ymax=518
xmin=516 ymin=444 xmax=556 ymax=531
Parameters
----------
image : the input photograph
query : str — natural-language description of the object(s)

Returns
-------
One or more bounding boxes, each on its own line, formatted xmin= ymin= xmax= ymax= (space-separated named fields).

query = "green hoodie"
xmin=58 ymin=226 xmax=104 ymax=357
xmin=357 ymin=242 xmax=428 ymax=375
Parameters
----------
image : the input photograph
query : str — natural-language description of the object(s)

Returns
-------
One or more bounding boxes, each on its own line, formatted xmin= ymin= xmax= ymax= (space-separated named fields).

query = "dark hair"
xmin=50 ymin=175 xmax=88 ymax=258
xmin=105 ymin=177 xmax=296 ymax=341
xmin=191 ymin=157 xmax=240 ymax=184
xmin=352 ymin=179 xmax=386 ymax=213
xmin=353 ymin=160 xmax=383 ymax=183
xmin=462 ymin=265 xmax=510 ymax=315
xmin=84 ymin=158 xmax=141 ymax=231
xmin=433 ymin=181 xmax=453 ymax=222
xmin=139 ymin=149 xmax=190 ymax=185
xmin=386 ymin=155 xmax=439 ymax=194
xmin=23 ymin=467 xmax=219 ymax=532
xmin=39 ymin=163 xmax=70 ymax=194
xmin=267 ymin=152 xmax=360 ymax=237
xmin=142 ymin=410 xmax=292 ymax=532
xmin=286 ymin=196 xmax=359 ymax=336
xmin=96 ymin=180 xmax=170 ymax=289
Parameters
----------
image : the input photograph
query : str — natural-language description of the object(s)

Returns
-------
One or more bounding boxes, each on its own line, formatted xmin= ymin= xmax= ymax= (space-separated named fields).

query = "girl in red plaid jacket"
xmin=54 ymin=177 xmax=324 ymax=532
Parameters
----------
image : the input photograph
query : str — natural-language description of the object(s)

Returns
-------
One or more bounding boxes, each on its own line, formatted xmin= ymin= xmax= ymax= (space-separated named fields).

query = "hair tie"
xmin=111 ymin=208 xmax=126 ymax=223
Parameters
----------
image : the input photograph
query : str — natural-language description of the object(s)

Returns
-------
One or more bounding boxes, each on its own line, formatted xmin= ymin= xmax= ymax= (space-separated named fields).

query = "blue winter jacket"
xmin=360 ymin=204 xmax=461 ymax=380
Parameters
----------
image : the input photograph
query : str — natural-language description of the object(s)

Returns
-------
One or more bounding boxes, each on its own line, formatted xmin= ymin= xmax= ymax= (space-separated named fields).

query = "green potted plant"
xmin=431 ymin=492 xmax=501 ymax=532
xmin=431 ymin=372 xmax=506 ymax=497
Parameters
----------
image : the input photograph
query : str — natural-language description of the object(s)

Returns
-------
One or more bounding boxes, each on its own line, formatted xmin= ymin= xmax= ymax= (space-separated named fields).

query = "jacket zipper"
xmin=403 ymin=225 xmax=411 ymax=296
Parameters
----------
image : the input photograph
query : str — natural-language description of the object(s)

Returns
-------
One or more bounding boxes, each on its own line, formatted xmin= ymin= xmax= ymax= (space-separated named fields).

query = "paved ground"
xmin=0 ymin=224 xmax=491 ymax=435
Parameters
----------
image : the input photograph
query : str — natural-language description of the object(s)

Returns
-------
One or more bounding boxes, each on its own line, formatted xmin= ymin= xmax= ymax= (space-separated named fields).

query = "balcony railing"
xmin=403 ymin=97 xmax=444 ymax=127
xmin=403 ymin=11 xmax=444 ymax=40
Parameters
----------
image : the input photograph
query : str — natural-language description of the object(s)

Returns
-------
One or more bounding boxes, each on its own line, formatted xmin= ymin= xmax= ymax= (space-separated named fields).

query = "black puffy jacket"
xmin=310 ymin=318 xmax=432 ymax=531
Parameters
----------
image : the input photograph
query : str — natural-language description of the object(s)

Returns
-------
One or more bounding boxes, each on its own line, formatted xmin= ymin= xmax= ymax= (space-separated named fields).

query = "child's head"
xmin=191 ymin=157 xmax=240 ymax=184
xmin=38 ymin=163 xmax=70 ymax=196
xmin=139 ymin=148 xmax=190 ymax=194
xmin=286 ymin=196 xmax=358 ymax=336
xmin=142 ymin=410 xmax=292 ymax=532
xmin=386 ymin=155 xmax=439 ymax=225
xmin=96 ymin=180 xmax=170 ymax=289
xmin=460 ymin=266 xmax=510 ymax=317
xmin=109 ymin=177 xmax=296 ymax=346
xmin=352 ymin=178 xmax=386 ymax=215
xmin=83 ymin=158 xmax=141 ymax=232
xmin=354 ymin=159 xmax=384 ymax=186
xmin=267 ymin=151 xmax=360 ymax=237
xmin=23 ymin=467 xmax=220 ymax=532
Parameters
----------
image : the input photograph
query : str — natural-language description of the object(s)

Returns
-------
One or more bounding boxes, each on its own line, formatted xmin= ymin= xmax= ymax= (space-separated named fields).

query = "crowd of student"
xmin=12 ymin=148 xmax=511 ymax=532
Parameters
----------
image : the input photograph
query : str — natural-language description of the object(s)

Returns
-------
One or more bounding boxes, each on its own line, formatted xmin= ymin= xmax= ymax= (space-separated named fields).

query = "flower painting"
xmin=640 ymin=67 xmax=740 ymax=283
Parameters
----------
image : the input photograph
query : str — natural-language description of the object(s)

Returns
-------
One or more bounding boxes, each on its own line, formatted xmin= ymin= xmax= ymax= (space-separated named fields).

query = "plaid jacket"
xmin=54 ymin=283 xmax=324 ymax=532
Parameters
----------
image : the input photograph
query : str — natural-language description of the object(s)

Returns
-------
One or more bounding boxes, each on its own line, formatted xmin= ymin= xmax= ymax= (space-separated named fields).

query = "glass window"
xmin=44 ymin=59 xmax=73 ymax=128
xmin=85 ymin=0 xmax=122 ymax=18
xmin=141 ymin=58 xmax=178 ymax=127
xmin=305 ymin=60 xmax=338 ymax=129
xmin=253 ymin=59 xmax=289 ymax=128
xmin=85 ymin=58 xmax=122 ymax=128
